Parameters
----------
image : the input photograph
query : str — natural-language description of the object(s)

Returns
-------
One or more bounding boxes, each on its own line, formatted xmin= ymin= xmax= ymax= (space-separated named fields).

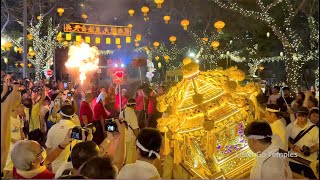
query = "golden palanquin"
xmin=157 ymin=58 xmax=261 ymax=179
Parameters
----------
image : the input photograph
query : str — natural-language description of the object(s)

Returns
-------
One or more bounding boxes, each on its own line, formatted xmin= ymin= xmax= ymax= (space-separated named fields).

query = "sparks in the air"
xmin=65 ymin=43 xmax=100 ymax=84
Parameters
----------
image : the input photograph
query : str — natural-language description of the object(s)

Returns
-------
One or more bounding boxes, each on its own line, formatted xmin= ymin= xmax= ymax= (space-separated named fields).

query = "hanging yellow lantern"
xmin=181 ymin=19 xmax=190 ymax=30
xmin=154 ymin=0 xmax=164 ymax=8
xmin=214 ymin=21 xmax=225 ymax=33
xmin=15 ymin=62 xmax=19 ymax=67
xmin=169 ymin=36 xmax=176 ymax=44
xmin=85 ymin=36 xmax=90 ymax=43
xmin=141 ymin=6 xmax=149 ymax=16
xmin=28 ymin=63 xmax=32 ymax=68
xmin=20 ymin=63 xmax=24 ymax=67
xmin=128 ymin=24 xmax=133 ymax=28
xmin=106 ymin=38 xmax=111 ymax=44
xmin=28 ymin=51 xmax=36 ymax=58
xmin=117 ymin=45 xmax=122 ymax=49
xmin=28 ymin=47 xmax=33 ymax=52
xmin=158 ymin=62 xmax=162 ymax=68
xmin=63 ymin=41 xmax=69 ymax=46
xmin=163 ymin=16 xmax=170 ymax=24
xmin=128 ymin=9 xmax=135 ymax=16
xmin=153 ymin=41 xmax=160 ymax=48
xmin=135 ymin=42 xmax=139 ymax=47
xmin=57 ymin=8 xmax=64 ymax=16
xmin=82 ymin=14 xmax=88 ymax=19
xmin=164 ymin=55 xmax=170 ymax=62
xmin=37 ymin=16 xmax=42 ymax=21
xmin=3 ymin=42 xmax=13 ymax=51
xmin=136 ymin=34 xmax=142 ymax=41
xmin=14 ymin=46 xmax=18 ymax=52
xmin=27 ymin=34 xmax=33 ymax=40
xmin=3 ymin=57 xmax=8 ymax=64
xmin=259 ymin=66 xmax=265 ymax=71
xmin=95 ymin=37 xmax=101 ymax=44
xmin=202 ymin=37 xmax=209 ymax=43
xmin=155 ymin=56 xmax=160 ymax=61
xmin=57 ymin=36 xmax=63 ymax=42
xmin=211 ymin=41 xmax=220 ymax=50
xmin=17 ymin=47 xmax=23 ymax=54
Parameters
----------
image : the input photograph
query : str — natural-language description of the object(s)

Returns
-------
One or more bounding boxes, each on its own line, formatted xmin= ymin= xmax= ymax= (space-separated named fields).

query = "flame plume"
xmin=65 ymin=43 xmax=99 ymax=84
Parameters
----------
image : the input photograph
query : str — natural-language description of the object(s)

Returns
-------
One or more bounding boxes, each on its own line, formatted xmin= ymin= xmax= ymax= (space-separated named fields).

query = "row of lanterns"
xmin=128 ymin=6 xmax=225 ymax=32
xmin=2 ymin=57 xmax=32 ymax=68
xmin=56 ymin=8 xmax=87 ymax=20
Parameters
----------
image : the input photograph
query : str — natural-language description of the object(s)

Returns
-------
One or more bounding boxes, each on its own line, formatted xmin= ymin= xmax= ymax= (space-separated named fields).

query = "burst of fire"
xmin=65 ymin=43 xmax=99 ymax=84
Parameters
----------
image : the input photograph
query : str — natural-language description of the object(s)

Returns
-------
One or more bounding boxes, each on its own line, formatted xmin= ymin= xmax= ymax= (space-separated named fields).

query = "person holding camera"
xmin=244 ymin=121 xmax=292 ymax=179
xmin=45 ymin=104 xmax=80 ymax=173
xmin=287 ymin=106 xmax=319 ymax=179
xmin=1 ymin=74 xmax=22 ymax=172
xmin=119 ymin=98 xmax=140 ymax=164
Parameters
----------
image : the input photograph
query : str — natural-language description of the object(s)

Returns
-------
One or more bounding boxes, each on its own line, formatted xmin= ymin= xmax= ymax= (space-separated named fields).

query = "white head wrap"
xmin=136 ymin=140 xmax=160 ymax=159
xmin=266 ymin=108 xmax=280 ymax=113
xmin=246 ymin=135 xmax=272 ymax=139
xmin=60 ymin=110 xmax=74 ymax=118
xmin=96 ymin=92 xmax=108 ymax=103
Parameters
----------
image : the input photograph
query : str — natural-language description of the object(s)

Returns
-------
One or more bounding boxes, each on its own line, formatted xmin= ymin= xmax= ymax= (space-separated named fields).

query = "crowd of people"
xmin=1 ymin=73 xmax=166 ymax=179
xmin=1 ymin=72 xmax=319 ymax=179
xmin=252 ymin=85 xmax=319 ymax=179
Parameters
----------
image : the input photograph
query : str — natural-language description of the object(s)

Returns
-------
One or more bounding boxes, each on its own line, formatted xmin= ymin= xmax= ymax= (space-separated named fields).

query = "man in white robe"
xmin=244 ymin=121 xmax=292 ymax=179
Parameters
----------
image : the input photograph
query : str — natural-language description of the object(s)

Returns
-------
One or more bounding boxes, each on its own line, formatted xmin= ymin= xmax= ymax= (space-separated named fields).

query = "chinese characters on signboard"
xmin=64 ymin=23 xmax=132 ymax=36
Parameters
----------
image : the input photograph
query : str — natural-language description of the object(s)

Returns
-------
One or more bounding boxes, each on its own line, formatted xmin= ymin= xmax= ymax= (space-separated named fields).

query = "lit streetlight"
xmin=188 ymin=52 xmax=196 ymax=58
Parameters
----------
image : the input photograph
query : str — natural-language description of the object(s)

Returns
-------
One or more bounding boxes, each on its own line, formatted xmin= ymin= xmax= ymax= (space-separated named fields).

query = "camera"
xmin=105 ymin=118 xmax=118 ymax=132
xmin=301 ymin=145 xmax=311 ymax=156
xmin=71 ymin=123 xmax=96 ymax=140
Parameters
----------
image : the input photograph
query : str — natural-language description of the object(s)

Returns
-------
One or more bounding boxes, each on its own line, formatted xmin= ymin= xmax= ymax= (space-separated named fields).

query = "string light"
xmin=211 ymin=0 xmax=319 ymax=92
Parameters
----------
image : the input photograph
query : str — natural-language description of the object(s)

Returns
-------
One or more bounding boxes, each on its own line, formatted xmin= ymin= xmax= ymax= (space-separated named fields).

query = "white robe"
xmin=250 ymin=144 xmax=292 ymax=179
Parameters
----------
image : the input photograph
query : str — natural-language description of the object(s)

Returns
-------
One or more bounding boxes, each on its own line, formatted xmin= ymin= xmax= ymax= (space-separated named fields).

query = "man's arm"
xmin=44 ymin=129 xmax=73 ymax=165
xmin=1 ymin=83 xmax=20 ymax=172
xmin=36 ymin=88 xmax=46 ymax=105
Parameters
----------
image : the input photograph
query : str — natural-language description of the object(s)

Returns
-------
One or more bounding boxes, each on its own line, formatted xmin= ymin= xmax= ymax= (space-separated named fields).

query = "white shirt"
xmin=54 ymin=161 xmax=73 ymax=179
xmin=119 ymin=107 xmax=139 ymax=143
xmin=268 ymin=94 xmax=280 ymax=104
xmin=45 ymin=119 xmax=76 ymax=173
xmin=286 ymin=119 xmax=319 ymax=162
xmin=250 ymin=144 xmax=292 ymax=179
xmin=270 ymin=119 xmax=288 ymax=150
xmin=117 ymin=160 xmax=160 ymax=179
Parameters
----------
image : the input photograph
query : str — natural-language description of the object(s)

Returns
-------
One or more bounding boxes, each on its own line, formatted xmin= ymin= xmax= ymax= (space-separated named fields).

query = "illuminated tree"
xmin=7 ymin=18 xmax=62 ymax=80
xmin=211 ymin=0 xmax=319 ymax=91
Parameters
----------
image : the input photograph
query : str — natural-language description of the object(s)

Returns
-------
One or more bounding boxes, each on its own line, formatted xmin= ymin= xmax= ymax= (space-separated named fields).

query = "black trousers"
xmin=289 ymin=161 xmax=317 ymax=179
xmin=92 ymin=121 xmax=104 ymax=145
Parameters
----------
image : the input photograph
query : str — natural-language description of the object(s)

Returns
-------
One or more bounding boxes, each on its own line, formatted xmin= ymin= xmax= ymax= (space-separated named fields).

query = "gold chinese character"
xmin=64 ymin=24 xmax=72 ymax=31
xmin=95 ymin=27 xmax=101 ymax=34
xmin=81 ymin=25 xmax=87 ymax=32
xmin=124 ymin=28 xmax=130 ymax=36
xmin=88 ymin=26 xmax=95 ymax=33
xmin=103 ymin=27 xmax=110 ymax=34
xmin=73 ymin=25 xmax=81 ymax=32
xmin=111 ymin=28 xmax=117 ymax=35
xmin=117 ymin=28 xmax=124 ymax=35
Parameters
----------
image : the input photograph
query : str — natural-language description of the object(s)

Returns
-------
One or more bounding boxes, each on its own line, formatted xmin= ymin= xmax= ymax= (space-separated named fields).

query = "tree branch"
xmin=265 ymin=0 xmax=281 ymax=12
